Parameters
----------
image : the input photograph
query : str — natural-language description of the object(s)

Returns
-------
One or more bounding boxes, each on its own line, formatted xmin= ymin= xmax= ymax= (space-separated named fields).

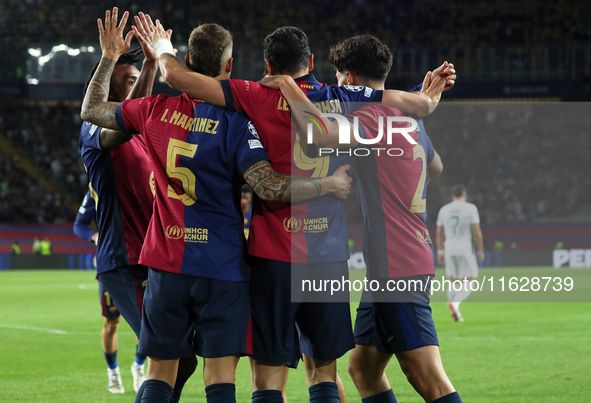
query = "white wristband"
xmin=153 ymin=39 xmax=174 ymax=58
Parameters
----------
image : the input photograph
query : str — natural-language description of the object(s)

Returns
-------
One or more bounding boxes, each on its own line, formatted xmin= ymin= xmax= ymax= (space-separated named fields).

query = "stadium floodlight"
xmin=28 ymin=48 xmax=42 ymax=57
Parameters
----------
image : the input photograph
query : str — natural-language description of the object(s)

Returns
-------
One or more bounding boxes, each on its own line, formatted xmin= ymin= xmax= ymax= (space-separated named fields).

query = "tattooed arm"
xmin=242 ymin=161 xmax=352 ymax=204
xmin=80 ymin=7 xmax=134 ymax=130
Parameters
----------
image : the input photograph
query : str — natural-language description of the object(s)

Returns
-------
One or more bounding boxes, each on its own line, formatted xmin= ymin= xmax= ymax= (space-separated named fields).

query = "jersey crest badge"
xmin=248 ymin=121 xmax=260 ymax=139
xmin=343 ymin=85 xmax=364 ymax=92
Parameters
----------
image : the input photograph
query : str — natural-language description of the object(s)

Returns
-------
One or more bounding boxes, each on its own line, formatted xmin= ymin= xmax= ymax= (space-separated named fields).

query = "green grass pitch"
xmin=0 ymin=268 xmax=590 ymax=402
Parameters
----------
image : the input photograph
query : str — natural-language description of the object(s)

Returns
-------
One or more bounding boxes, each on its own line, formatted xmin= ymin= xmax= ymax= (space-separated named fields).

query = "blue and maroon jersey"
xmin=115 ymin=93 xmax=270 ymax=281
xmin=221 ymin=75 xmax=382 ymax=264
xmin=349 ymin=104 xmax=435 ymax=279
xmin=79 ymin=123 xmax=155 ymax=275
xmin=73 ymin=189 xmax=96 ymax=242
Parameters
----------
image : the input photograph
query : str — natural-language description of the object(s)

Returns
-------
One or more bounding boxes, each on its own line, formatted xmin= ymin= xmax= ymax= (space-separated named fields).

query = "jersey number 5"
xmin=167 ymin=138 xmax=198 ymax=206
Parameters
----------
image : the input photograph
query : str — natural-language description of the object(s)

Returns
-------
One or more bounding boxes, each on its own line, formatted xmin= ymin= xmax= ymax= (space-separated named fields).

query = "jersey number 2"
xmin=167 ymin=139 xmax=198 ymax=206
xmin=410 ymin=144 xmax=427 ymax=213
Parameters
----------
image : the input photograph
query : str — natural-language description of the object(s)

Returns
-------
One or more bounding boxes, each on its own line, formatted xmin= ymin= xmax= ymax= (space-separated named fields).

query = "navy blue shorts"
xmin=354 ymin=277 xmax=439 ymax=354
xmin=98 ymin=265 xmax=148 ymax=338
xmin=139 ymin=268 xmax=250 ymax=360
xmin=249 ymin=257 xmax=354 ymax=368
xmin=98 ymin=279 xmax=120 ymax=320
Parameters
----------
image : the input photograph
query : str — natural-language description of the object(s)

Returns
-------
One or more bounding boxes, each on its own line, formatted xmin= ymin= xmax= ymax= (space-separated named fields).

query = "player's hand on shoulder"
xmin=98 ymin=7 xmax=134 ymax=60
xmin=330 ymin=164 xmax=352 ymax=200
xmin=258 ymin=75 xmax=292 ymax=90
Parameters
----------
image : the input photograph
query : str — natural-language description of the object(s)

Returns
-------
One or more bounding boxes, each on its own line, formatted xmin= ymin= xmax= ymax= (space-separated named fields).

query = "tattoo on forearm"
xmin=243 ymin=160 xmax=322 ymax=204
xmin=81 ymin=58 xmax=119 ymax=129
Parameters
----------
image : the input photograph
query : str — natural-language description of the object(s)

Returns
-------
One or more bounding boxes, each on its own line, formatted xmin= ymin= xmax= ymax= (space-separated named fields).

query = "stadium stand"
xmin=1 ymin=0 xmax=589 ymax=247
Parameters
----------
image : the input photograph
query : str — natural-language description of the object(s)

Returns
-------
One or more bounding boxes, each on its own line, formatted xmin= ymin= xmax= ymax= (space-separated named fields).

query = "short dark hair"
xmin=188 ymin=24 xmax=233 ymax=77
xmin=452 ymin=184 xmax=466 ymax=198
xmin=329 ymin=35 xmax=392 ymax=82
xmin=263 ymin=26 xmax=311 ymax=75
xmin=83 ymin=47 xmax=143 ymax=98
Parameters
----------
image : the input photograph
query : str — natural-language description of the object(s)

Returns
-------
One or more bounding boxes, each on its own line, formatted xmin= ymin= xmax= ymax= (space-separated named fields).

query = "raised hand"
xmin=133 ymin=12 xmax=173 ymax=59
xmin=431 ymin=61 xmax=457 ymax=91
xmin=420 ymin=62 xmax=448 ymax=103
xmin=97 ymin=7 xmax=134 ymax=60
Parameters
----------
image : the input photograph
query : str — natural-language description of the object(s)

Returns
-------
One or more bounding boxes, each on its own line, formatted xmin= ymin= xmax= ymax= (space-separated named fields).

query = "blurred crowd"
xmin=0 ymin=101 xmax=86 ymax=223
xmin=1 ymin=101 xmax=587 ymax=225
xmin=2 ymin=0 xmax=587 ymax=47
xmin=1 ymin=0 xmax=589 ymax=82
xmin=425 ymin=104 xmax=590 ymax=225
xmin=1 ymin=0 xmax=589 ymax=224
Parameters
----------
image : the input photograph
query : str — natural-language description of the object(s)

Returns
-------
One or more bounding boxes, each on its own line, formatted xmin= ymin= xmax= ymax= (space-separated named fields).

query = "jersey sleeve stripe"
xmin=115 ymin=104 xmax=138 ymax=135
xmin=238 ymin=154 xmax=271 ymax=176
xmin=220 ymin=80 xmax=237 ymax=111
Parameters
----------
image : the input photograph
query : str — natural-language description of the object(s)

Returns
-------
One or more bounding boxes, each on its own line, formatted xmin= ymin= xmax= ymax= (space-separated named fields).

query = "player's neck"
xmin=272 ymin=69 xmax=310 ymax=80
xmin=354 ymin=79 xmax=385 ymax=90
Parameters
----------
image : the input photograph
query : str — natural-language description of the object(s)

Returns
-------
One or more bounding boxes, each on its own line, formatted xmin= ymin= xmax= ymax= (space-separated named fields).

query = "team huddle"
xmin=78 ymin=6 xmax=467 ymax=403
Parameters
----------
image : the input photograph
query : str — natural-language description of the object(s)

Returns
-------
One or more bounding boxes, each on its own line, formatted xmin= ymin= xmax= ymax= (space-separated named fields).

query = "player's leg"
xmin=302 ymin=356 xmax=340 ymax=402
xmin=133 ymin=358 xmax=178 ymax=403
xmin=449 ymin=254 xmax=479 ymax=321
xmin=194 ymin=278 xmax=250 ymax=403
xmin=336 ymin=372 xmax=346 ymax=403
xmin=348 ymin=301 xmax=397 ymax=403
xmin=132 ymin=338 xmax=147 ymax=393
xmin=171 ymin=355 xmax=198 ymax=403
xmin=297 ymin=261 xmax=354 ymax=403
xmin=249 ymin=257 xmax=300 ymax=402
xmin=348 ymin=345 xmax=395 ymax=401
xmin=445 ymin=256 xmax=462 ymax=321
xmin=394 ymin=346 xmax=460 ymax=402
xmin=371 ymin=288 xmax=462 ymax=403
xmin=302 ymin=355 xmax=347 ymax=402
xmin=136 ymin=268 xmax=196 ymax=403
xmin=99 ymin=280 xmax=124 ymax=393
xmin=201 ymin=356 xmax=240 ymax=402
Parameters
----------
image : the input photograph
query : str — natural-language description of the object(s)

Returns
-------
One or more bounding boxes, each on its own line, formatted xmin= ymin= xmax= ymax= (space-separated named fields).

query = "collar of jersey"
xmin=294 ymin=73 xmax=318 ymax=84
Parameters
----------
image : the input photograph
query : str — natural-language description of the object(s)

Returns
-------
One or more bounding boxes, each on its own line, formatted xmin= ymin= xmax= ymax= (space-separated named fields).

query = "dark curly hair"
xmin=83 ymin=47 xmax=143 ymax=98
xmin=329 ymin=34 xmax=392 ymax=82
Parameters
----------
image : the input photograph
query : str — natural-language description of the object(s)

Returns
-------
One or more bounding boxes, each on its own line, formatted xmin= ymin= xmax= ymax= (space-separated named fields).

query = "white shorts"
xmin=445 ymin=253 xmax=478 ymax=279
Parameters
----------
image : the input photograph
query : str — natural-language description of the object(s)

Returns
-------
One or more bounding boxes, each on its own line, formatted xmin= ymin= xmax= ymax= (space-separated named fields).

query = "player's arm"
xmin=73 ymin=192 xmax=99 ymax=244
xmin=135 ymin=14 xmax=227 ymax=107
xmin=242 ymin=160 xmax=352 ymax=204
xmin=259 ymin=75 xmax=357 ymax=149
xmin=73 ymin=219 xmax=98 ymax=244
xmin=472 ymin=222 xmax=485 ymax=263
xmin=436 ymin=225 xmax=445 ymax=265
xmin=382 ymin=62 xmax=451 ymax=117
xmin=81 ymin=8 xmax=134 ymax=131
xmin=427 ymin=150 xmax=443 ymax=182
xmin=127 ymin=12 xmax=164 ymax=100
xmin=95 ymin=13 xmax=167 ymax=150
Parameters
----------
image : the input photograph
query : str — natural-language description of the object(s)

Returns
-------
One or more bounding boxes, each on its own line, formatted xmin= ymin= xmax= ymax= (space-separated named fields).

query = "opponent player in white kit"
xmin=436 ymin=184 xmax=484 ymax=322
